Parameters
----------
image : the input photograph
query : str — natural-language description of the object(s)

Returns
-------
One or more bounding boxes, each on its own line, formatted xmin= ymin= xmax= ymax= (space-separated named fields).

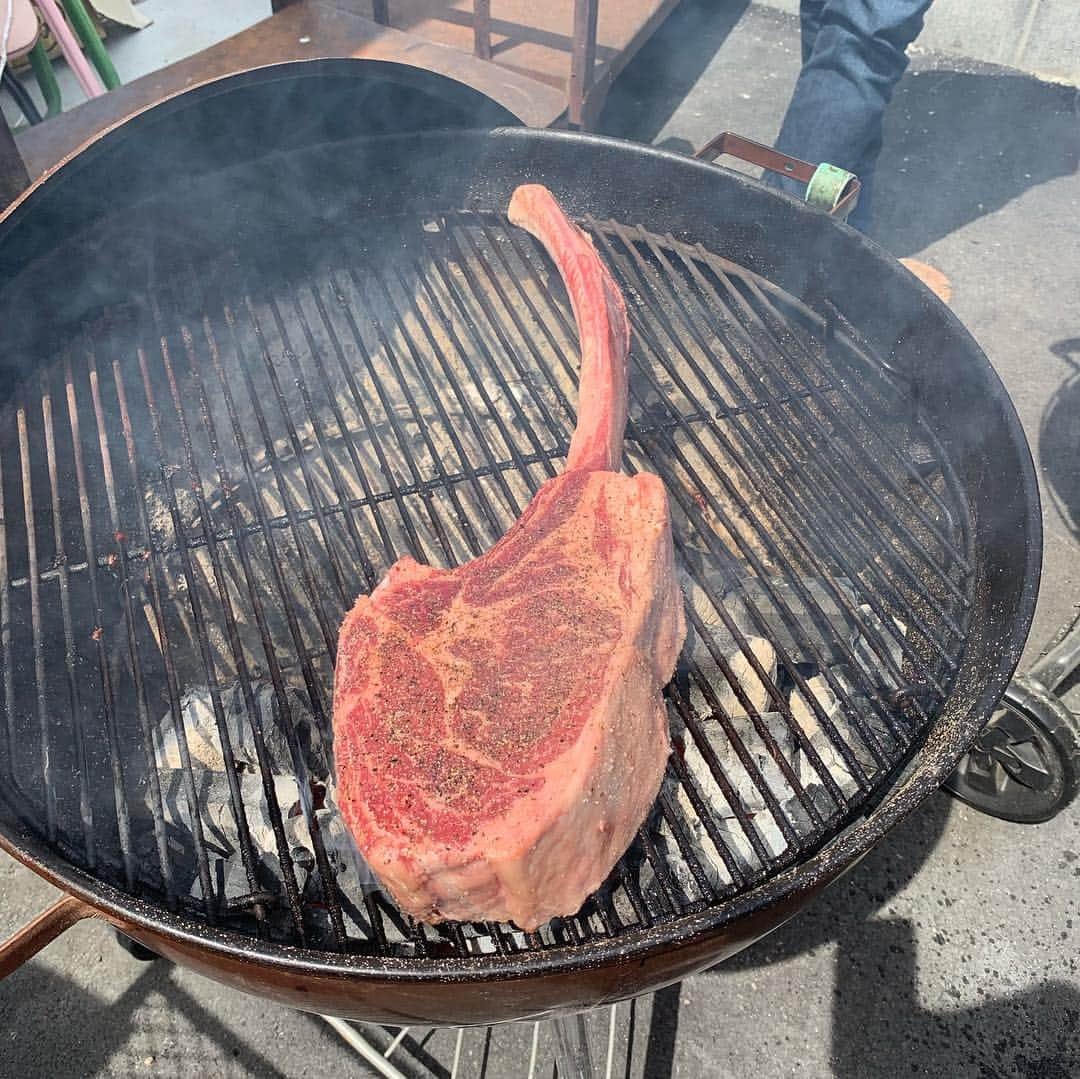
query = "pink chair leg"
xmin=33 ymin=0 xmax=106 ymax=99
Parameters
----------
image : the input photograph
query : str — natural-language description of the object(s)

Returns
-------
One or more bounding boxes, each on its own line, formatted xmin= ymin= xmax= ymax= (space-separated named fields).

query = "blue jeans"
xmin=768 ymin=0 xmax=934 ymax=231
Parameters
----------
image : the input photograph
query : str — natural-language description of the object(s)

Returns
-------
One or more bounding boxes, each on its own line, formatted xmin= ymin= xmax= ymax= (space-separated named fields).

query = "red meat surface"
xmin=332 ymin=185 xmax=685 ymax=930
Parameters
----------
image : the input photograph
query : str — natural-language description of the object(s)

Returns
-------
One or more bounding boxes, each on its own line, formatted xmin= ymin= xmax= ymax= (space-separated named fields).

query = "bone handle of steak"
xmin=507 ymin=185 xmax=631 ymax=473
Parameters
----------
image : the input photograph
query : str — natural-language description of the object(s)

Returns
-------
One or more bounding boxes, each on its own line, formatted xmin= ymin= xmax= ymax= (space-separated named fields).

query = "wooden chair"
xmin=272 ymin=0 xmax=679 ymax=129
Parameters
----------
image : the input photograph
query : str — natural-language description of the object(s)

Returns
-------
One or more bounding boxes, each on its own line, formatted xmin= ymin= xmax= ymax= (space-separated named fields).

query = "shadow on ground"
xmin=649 ymin=794 xmax=1080 ymax=1077
xmin=0 ymin=960 xmax=288 ymax=1077
xmin=873 ymin=70 xmax=1079 ymax=255
xmin=599 ymin=0 xmax=750 ymax=147
xmin=1040 ymin=337 xmax=1080 ymax=543
xmin=600 ymin=1 xmax=1079 ymax=256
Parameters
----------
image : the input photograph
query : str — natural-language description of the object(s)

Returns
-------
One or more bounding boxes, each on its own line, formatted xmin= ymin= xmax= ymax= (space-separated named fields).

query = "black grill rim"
xmin=0 ymin=697 xmax=1024 ymax=980
xmin=0 ymin=71 xmax=1042 ymax=995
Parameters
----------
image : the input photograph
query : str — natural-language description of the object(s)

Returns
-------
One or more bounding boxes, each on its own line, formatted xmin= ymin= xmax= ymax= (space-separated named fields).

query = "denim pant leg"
xmin=768 ymin=0 xmax=933 ymax=231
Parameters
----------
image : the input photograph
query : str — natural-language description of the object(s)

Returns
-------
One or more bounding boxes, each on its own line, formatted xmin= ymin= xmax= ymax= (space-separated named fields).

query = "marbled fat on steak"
xmin=332 ymin=185 xmax=686 ymax=930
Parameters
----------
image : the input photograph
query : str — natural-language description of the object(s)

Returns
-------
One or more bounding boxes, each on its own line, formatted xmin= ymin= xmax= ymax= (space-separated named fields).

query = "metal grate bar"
xmin=404 ymin=260 xmax=526 ymax=520
xmin=333 ymin=267 xmax=458 ymax=568
xmin=262 ymin=294 xmax=355 ymax=606
xmin=660 ymin=237 xmax=967 ymax=643
xmin=134 ymin=325 xmax=272 ymax=929
xmin=636 ymin=825 xmax=680 ymax=912
xmin=598 ymin=223 xmax=948 ymax=689
xmin=756 ymin=275 xmax=972 ymax=579
xmin=41 ymin=368 xmax=98 ymax=870
xmin=360 ymin=269 xmax=490 ymax=557
xmin=83 ymin=347 xmax=177 ymax=905
xmin=110 ymin=348 xmax=217 ymax=921
xmin=294 ymin=284 xmax=421 ymax=950
xmin=151 ymin=307 xmax=311 ymax=940
xmin=451 ymin=224 xmax=579 ymax=430
xmin=374 ymin=266 xmax=505 ymax=546
xmin=669 ymin=249 xmax=967 ymax=652
xmin=239 ymin=295 xmax=343 ymax=659
xmin=492 ymin=218 xmax=882 ymax=788
xmin=309 ymin=278 xmax=418 ymax=567
xmin=696 ymin=261 xmax=969 ymax=610
xmin=664 ymin=726 xmax=750 ymax=888
xmin=17 ymin=394 xmax=58 ymax=843
xmin=578 ymin=223 xmax=927 ymax=745
xmin=297 ymin=285 xmax=396 ymax=577
xmin=624 ymin=292 xmax=915 ymax=754
xmin=416 ymin=250 xmax=555 ymax=490
xmin=66 ymin=353 xmax=155 ymax=890
xmin=282 ymin=284 xmax=382 ymax=589
xmin=713 ymin=266 xmax=972 ymax=598
xmin=436 ymin=223 xmax=568 ymax=477
xmin=821 ymin=296 xmax=974 ymax=567
xmin=655 ymin=785 xmax=725 ymax=900
xmin=617 ymin=863 xmax=654 ymax=927
xmin=199 ymin=304 xmax=353 ymax=944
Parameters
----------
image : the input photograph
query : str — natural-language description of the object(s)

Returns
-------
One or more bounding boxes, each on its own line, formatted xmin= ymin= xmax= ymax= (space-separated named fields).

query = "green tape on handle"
xmin=805 ymin=162 xmax=857 ymax=215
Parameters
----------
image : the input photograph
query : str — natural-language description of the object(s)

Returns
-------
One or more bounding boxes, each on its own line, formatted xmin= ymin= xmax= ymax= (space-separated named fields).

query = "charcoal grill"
xmin=0 ymin=61 xmax=1040 ymax=1028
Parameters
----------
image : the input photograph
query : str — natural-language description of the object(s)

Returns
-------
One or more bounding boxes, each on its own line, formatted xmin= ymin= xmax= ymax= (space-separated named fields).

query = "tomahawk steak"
xmin=332 ymin=185 xmax=685 ymax=930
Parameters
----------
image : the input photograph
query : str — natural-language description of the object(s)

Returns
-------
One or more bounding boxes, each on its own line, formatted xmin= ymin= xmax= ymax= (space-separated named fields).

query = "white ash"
xmin=148 ymin=679 xmax=383 ymax=939
xmin=850 ymin=605 xmax=908 ymax=688
xmin=788 ymin=674 xmax=861 ymax=798
xmin=155 ymin=681 xmax=313 ymax=774
xmin=646 ymin=550 xmax=914 ymax=903
xmin=679 ymin=544 xmax=863 ymax=665
xmin=715 ymin=636 xmax=777 ymax=717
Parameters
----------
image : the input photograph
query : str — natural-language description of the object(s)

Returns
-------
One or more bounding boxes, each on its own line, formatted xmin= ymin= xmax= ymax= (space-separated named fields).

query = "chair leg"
xmin=33 ymin=0 xmax=106 ymax=99
xmin=60 ymin=0 xmax=121 ymax=90
xmin=568 ymin=0 xmax=599 ymax=128
xmin=2 ymin=69 xmax=44 ymax=125
xmin=28 ymin=40 xmax=62 ymax=117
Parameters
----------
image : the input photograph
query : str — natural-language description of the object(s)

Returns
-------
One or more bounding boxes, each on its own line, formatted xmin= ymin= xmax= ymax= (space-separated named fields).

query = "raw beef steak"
xmin=332 ymin=185 xmax=685 ymax=930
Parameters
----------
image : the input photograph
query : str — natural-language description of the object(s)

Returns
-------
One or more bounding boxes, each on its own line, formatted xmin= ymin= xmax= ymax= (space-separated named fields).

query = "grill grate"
xmin=0 ymin=210 xmax=973 ymax=958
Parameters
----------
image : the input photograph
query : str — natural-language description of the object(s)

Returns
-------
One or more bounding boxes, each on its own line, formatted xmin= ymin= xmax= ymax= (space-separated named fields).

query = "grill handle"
xmin=0 ymin=895 xmax=100 ymax=979
xmin=694 ymin=132 xmax=860 ymax=220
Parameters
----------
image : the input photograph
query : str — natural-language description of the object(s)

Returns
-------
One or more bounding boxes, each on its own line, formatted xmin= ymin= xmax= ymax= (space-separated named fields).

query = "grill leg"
xmin=320 ymin=1017 xmax=410 ymax=1079
xmin=553 ymin=1013 xmax=596 ymax=1079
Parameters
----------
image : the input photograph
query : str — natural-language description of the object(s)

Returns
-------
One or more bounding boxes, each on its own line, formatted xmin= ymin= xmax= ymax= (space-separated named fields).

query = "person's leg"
xmin=799 ymin=0 xmax=826 ymax=64
xmin=769 ymin=0 xmax=933 ymax=231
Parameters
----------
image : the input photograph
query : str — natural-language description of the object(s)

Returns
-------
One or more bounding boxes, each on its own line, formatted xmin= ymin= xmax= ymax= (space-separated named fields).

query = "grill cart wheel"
xmin=945 ymin=676 xmax=1080 ymax=823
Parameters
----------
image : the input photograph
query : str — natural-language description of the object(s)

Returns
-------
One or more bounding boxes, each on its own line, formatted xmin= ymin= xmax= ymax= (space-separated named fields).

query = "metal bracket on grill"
xmin=694 ymin=132 xmax=860 ymax=220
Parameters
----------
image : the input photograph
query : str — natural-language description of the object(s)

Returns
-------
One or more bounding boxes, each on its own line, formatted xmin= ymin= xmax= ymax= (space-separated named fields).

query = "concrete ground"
xmin=1 ymin=3 xmax=1079 ymax=1076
